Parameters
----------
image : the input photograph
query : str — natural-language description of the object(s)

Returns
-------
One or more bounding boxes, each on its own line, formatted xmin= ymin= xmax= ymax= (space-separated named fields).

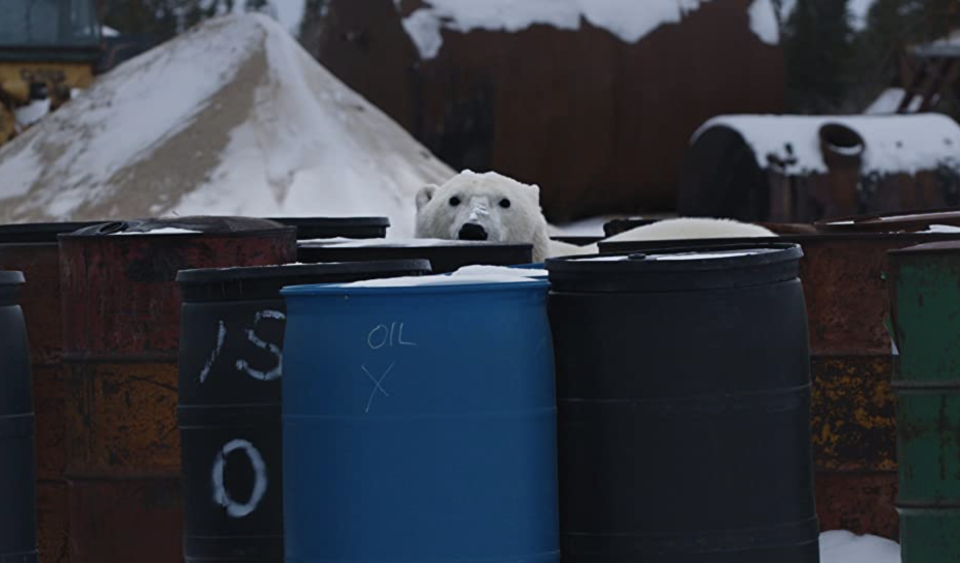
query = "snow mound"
xmin=820 ymin=531 xmax=900 ymax=563
xmin=693 ymin=114 xmax=960 ymax=176
xmin=0 ymin=14 xmax=454 ymax=238
xmin=398 ymin=0 xmax=780 ymax=60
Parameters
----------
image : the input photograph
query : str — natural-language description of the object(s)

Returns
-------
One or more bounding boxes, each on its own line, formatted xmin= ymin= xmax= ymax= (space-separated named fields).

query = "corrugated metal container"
xmin=175 ymin=261 xmax=429 ymax=563
xmin=0 ymin=222 xmax=97 ymax=563
xmin=315 ymin=0 xmax=785 ymax=222
xmin=0 ymin=270 xmax=38 ymax=563
xmin=546 ymin=245 xmax=819 ymax=562
xmin=280 ymin=275 xmax=559 ymax=562
xmin=598 ymin=220 xmax=960 ymax=540
xmin=887 ymin=241 xmax=960 ymax=562
xmin=57 ymin=217 xmax=297 ymax=563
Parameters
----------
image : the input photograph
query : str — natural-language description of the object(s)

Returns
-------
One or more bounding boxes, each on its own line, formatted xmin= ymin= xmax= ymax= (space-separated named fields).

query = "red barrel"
xmin=58 ymin=217 xmax=296 ymax=563
xmin=0 ymin=222 xmax=97 ymax=563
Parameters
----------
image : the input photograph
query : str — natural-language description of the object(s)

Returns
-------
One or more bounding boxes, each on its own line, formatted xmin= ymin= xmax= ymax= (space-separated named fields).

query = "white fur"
xmin=415 ymin=170 xmax=778 ymax=262
xmin=415 ymin=170 xmax=553 ymax=262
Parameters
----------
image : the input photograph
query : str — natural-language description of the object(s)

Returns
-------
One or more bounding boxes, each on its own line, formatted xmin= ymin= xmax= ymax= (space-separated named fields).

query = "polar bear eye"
xmin=449 ymin=196 xmax=461 ymax=206
xmin=499 ymin=198 xmax=511 ymax=209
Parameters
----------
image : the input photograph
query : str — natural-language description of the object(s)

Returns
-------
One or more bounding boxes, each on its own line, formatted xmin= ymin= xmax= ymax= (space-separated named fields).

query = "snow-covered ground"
xmin=820 ymin=530 xmax=900 ymax=563
xmin=693 ymin=114 xmax=960 ymax=176
xmin=0 ymin=14 xmax=454 ymax=237
xmin=398 ymin=0 xmax=780 ymax=60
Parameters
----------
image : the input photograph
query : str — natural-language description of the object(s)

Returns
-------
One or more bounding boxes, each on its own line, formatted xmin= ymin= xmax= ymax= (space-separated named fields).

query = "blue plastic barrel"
xmin=280 ymin=276 xmax=559 ymax=563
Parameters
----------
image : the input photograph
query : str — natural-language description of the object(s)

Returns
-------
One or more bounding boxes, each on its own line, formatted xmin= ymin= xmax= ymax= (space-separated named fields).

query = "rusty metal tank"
xmin=0 ymin=222 xmax=97 ymax=563
xmin=599 ymin=216 xmax=960 ymax=540
xmin=57 ymin=217 xmax=297 ymax=563
xmin=314 ymin=0 xmax=785 ymax=223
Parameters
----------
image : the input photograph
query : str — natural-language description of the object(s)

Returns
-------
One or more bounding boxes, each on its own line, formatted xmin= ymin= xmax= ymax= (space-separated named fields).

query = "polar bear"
xmin=415 ymin=170 xmax=555 ymax=262
xmin=414 ymin=170 xmax=776 ymax=261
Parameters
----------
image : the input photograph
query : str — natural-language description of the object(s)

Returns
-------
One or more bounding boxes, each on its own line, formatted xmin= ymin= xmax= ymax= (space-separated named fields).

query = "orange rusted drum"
xmin=600 ymin=224 xmax=960 ymax=540
xmin=58 ymin=218 xmax=296 ymax=563
xmin=0 ymin=222 xmax=97 ymax=563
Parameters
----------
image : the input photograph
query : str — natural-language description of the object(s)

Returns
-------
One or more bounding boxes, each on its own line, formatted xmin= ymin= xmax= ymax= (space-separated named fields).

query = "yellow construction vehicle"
xmin=0 ymin=0 xmax=102 ymax=146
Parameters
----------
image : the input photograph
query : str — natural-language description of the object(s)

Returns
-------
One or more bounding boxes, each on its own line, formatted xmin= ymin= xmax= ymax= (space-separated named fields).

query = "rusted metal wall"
xmin=315 ymin=0 xmax=785 ymax=223
xmin=58 ymin=221 xmax=296 ymax=563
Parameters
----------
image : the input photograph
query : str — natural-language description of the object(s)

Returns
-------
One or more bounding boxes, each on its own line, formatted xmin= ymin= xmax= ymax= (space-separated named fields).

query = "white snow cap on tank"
xmin=692 ymin=114 xmax=960 ymax=177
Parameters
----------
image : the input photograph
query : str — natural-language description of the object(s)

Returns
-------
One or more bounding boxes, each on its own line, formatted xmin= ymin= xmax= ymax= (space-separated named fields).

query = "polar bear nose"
xmin=458 ymin=223 xmax=488 ymax=241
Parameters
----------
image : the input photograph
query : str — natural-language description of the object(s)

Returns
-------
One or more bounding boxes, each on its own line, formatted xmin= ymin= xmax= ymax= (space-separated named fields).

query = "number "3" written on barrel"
xmin=199 ymin=310 xmax=286 ymax=383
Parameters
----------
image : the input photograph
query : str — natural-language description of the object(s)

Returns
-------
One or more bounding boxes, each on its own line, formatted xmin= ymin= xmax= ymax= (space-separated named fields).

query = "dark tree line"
xmin=782 ymin=0 xmax=960 ymax=114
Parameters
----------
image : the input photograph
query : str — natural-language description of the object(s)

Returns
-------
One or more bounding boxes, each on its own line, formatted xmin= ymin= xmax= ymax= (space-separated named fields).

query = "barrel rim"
xmin=266 ymin=216 xmax=391 ymax=227
xmin=0 ymin=270 xmax=25 ymax=285
xmin=548 ymin=242 xmax=803 ymax=272
xmin=888 ymin=240 xmax=960 ymax=256
xmin=57 ymin=216 xmax=295 ymax=239
xmin=0 ymin=221 xmax=101 ymax=242
xmin=280 ymin=277 xmax=549 ymax=296
xmin=176 ymin=259 xmax=432 ymax=285
xmin=297 ymin=239 xmax=534 ymax=251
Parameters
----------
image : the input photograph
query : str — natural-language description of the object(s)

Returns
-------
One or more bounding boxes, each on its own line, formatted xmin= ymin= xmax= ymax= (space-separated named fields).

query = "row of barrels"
xmin=3 ymin=211 xmax=960 ymax=562
xmin=0 ymin=214 xmax=544 ymax=563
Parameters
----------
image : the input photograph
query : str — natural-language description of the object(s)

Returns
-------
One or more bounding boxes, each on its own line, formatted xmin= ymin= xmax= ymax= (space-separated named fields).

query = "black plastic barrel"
xmin=0 ymin=271 xmax=38 ymax=563
xmin=546 ymin=244 xmax=819 ymax=563
xmin=266 ymin=217 xmax=390 ymax=240
xmin=297 ymin=239 xmax=533 ymax=273
xmin=175 ymin=260 xmax=431 ymax=562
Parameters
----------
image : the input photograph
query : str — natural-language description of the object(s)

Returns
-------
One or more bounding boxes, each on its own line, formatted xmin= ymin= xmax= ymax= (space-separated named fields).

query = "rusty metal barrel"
xmin=546 ymin=244 xmax=819 ymax=562
xmin=887 ymin=241 xmax=960 ymax=562
xmin=0 ymin=271 xmax=38 ymax=563
xmin=175 ymin=260 xmax=430 ymax=563
xmin=58 ymin=217 xmax=297 ymax=563
xmin=297 ymin=239 xmax=533 ymax=273
xmin=600 ymin=220 xmax=960 ymax=540
xmin=0 ymin=222 xmax=97 ymax=563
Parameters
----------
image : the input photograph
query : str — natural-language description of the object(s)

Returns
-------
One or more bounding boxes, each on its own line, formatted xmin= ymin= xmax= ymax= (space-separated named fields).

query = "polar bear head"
xmin=415 ymin=170 xmax=552 ymax=262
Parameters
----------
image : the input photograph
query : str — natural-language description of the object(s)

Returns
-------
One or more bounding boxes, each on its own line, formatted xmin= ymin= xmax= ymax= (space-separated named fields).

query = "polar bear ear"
xmin=416 ymin=185 xmax=439 ymax=211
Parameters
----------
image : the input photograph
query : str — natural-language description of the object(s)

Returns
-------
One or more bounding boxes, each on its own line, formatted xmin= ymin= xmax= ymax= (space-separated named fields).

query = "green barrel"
xmin=887 ymin=241 xmax=960 ymax=562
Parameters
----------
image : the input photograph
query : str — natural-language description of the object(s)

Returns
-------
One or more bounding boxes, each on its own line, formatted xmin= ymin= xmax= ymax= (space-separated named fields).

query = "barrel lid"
xmin=298 ymin=238 xmax=529 ymax=250
xmin=888 ymin=240 xmax=960 ymax=257
xmin=267 ymin=217 xmax=390 ymax=228
xmin=547 ymin=243 xmax=803 ymax=292
xmin=176 ymin=260 xmax=431 ymax=284
xmin=0 ymin=221 xmax=100 ymax=243
xmin=0 ymin=271 xmax=25 ymax=285
xmin=816 ymin=208 xmax=960 ymax=234
xmin=60 ymin=216 xmax=291 ymax=238
xmin=281 ymin=270 xmax=548 ymax=296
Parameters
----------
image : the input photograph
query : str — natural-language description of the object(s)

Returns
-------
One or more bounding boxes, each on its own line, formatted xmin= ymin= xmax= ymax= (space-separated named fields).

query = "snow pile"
xmin=820 ymin=531 xmax=900 ymax=563
xmin=398 ymin=0 xmax=779 ymax=59
xmin=865 ymin=88 xmax=923 ymax=114
xmin=693 ymin=114 xmax=960 ymax=176
xmin=0 ymin=14 xmax=454 ymax=238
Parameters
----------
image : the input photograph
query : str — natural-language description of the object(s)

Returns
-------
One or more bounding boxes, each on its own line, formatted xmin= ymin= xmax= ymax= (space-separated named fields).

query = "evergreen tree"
xmin=782 ymin=0 xmax=855 ymax=112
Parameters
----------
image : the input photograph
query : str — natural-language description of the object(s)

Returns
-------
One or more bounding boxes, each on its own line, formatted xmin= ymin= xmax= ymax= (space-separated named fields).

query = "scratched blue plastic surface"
xmin=280 ymin=280 xmax=559 ymax=563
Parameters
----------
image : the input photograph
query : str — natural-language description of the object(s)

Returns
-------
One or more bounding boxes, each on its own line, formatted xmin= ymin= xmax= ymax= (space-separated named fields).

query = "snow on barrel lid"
xmin=0 ymin=271 xmax=26 ymax=285
xmin=280 ymin=267 xmax=548 ymax=296
xmin=546 ymin=243 xmax=803 ymax=292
